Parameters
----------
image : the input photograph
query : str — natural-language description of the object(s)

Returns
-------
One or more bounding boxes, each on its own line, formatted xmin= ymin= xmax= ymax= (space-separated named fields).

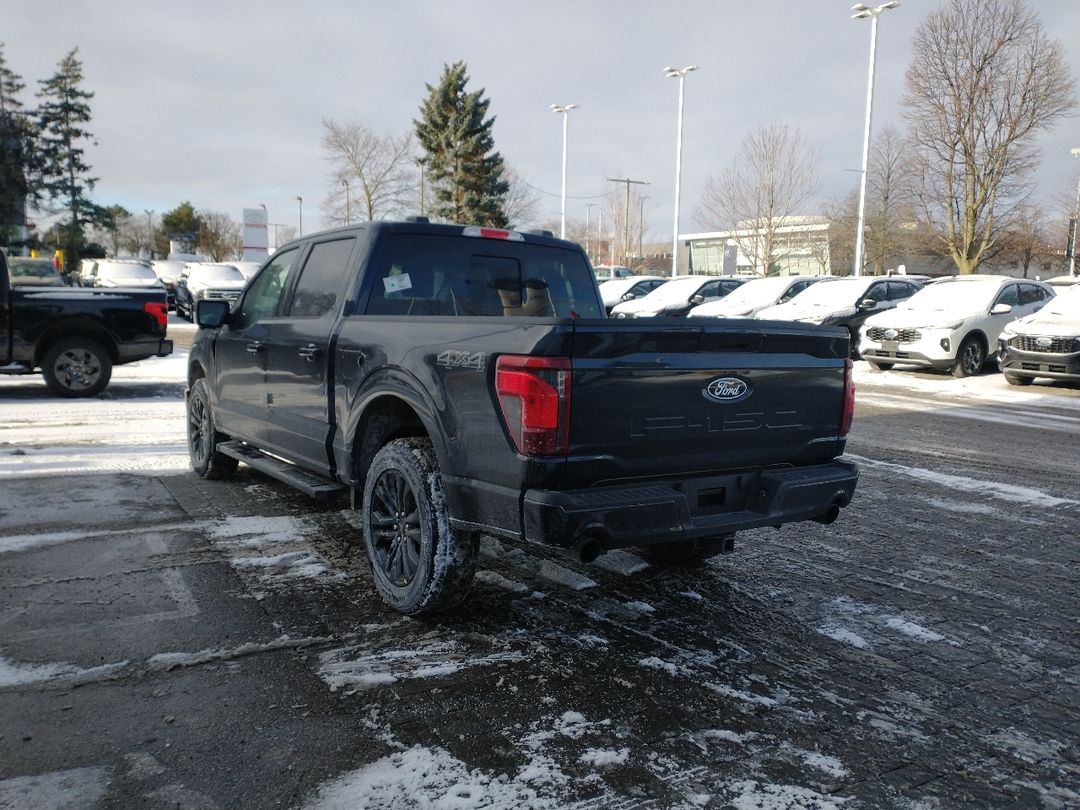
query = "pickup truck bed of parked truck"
xmin=186 ymin=220 xmax=858 ymax=614
xmin=1 ymin=251 xmax=173 ymax=397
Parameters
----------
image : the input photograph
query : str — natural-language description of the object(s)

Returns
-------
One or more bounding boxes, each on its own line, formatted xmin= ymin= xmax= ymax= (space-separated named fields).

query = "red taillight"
xmin=144 ymin=300 xmax=168 ymax=330
xmin=840 ymin=358 xmax=855 ymax=437
xmin=495 ymin=355 xmax=572 ymax=457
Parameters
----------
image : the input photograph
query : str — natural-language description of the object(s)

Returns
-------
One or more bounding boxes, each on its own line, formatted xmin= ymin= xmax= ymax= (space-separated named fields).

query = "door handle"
xmin=298 ymin=344 xmax=321 ymax=361
xmin=245 ymin=341 xmax=263 ymax=354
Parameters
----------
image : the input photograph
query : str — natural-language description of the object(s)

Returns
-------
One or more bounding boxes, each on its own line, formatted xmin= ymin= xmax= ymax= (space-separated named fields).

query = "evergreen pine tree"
xmin=0 ymin=43 xmax=30 ymax=248
xmin=35 ymin=48 xmax=99 ymax=269
xmin=415 ymin=61 xmax=509 ymax=227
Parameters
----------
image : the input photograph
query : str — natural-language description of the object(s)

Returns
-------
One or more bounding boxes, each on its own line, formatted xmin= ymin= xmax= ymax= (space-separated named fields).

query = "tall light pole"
xmin=664 ymin=65 xmax=698 ymax=277
xmin=851 ymin=2 xmax=900 ymax=277
xmin=551 ymin=104 xmax=579 ymax=239
xmin=341 ymin=179 xmax=351 ymax=224
xmin=296 ymin=196 xmax=303 ymax=236
xmin=1070 ymin=147 xmax=1080 ymax=277
xmin=417 ymin=157 xmax=427 ymax=216
xmin=638 ymin=195 xmax=650 ymax=260
xmin=585 ymin=203 xmax=595 ymax=260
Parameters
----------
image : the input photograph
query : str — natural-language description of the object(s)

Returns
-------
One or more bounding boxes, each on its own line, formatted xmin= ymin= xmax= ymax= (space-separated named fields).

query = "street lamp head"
xmin=663 ymin=65 xmax=698 ymax=78
xmin=551 ymin=103 xmax=579 ymax=114
xmin=852 ymin=1 xmax=899 ymax=18
xmin=1071 ymin=147 xmax=1080 ymax=156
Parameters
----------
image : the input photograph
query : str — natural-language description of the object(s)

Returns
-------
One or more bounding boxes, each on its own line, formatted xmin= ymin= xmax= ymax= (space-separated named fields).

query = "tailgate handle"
xmin=245 ymin=341 xmax=263 ymax=354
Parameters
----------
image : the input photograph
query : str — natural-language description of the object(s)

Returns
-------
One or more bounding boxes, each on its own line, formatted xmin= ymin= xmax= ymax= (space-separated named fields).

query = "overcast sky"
xmin=10 ymin=0 xmax=1080 ymax=242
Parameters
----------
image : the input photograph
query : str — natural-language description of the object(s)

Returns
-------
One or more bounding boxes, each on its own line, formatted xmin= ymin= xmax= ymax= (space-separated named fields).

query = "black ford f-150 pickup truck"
xmin=186 ymin=220 xmax=858 ymax=615
xmin=1 ymin=251 xmax=172 ymax=397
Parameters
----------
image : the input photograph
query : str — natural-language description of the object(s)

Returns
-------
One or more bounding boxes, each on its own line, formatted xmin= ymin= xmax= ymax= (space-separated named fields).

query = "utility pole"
xmin=607 ymin=177 xmax=648 ymax=266
xmin=638 ymin=195 xmax=650 ymax=262
xmin=1070 ymin=147 xmax=1080 ymax=277
xmin=585 ymin=203 xmax=595 ymax=261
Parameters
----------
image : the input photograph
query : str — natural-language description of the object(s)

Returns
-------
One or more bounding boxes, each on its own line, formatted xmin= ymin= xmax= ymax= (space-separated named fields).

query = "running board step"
xmin=216 ymin=441 xmax=348 ymax=502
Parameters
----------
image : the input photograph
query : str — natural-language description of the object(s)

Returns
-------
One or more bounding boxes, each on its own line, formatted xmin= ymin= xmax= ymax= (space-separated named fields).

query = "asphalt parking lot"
xmin=1 ymin=340 xmax=1078 ymax=809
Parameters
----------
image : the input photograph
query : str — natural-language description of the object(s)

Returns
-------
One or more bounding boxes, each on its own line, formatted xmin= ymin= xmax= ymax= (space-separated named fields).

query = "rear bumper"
xmin=116 ymin=338 xmax=173 ymax=365
xmin=522 ymin=460 xmax=859 ymax=553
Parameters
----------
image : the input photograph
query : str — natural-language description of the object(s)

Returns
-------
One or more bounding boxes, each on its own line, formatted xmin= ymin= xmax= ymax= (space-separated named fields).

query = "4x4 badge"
xmin=704 ymin=376 xmax=751 ymax=403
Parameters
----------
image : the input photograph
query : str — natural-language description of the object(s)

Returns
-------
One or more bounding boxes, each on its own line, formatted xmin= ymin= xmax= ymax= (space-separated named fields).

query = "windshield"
xmin=641 ymin=277 xmax=707 ymax=305
xmin=716 ymin=276 xmax=793 ymax=306
xmin=1041 ymin=286 xmax=1077 ymax=316
xmin=101 ymin=264 xmax=156 ymax=280
xmin=781 ymin=277 xmax=869 ymax=307
xmin=900 ymin=280 xmax=998 ymax=310
xmin=192 ymin=266 xmax=244 ymax=282
xmin=9 ymin=259 xmax=59 ymax=278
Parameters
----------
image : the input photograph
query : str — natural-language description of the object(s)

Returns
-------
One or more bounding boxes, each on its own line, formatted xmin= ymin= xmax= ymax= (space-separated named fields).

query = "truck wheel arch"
xmin=346 ymin=384 xmax=451 ymax=491
xmin=34 ymin=321 xmax=117 ymax=368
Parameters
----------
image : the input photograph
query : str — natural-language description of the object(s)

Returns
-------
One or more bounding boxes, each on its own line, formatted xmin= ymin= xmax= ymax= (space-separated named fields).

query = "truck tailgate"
xmin=566 ymin=319 xmax=849 ymax=485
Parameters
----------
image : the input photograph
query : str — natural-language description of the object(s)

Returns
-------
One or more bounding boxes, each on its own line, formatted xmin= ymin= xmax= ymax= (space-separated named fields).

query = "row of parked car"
xmin=74 ymin=258 xmax=259 ymax=318
xmin=599 ymin=271 xmax=1080 ymax=385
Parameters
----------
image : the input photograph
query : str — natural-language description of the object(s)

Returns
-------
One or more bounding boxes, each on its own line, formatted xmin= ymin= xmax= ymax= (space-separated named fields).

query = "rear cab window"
xmin=363 ymin=234 xmax=600 ymax=318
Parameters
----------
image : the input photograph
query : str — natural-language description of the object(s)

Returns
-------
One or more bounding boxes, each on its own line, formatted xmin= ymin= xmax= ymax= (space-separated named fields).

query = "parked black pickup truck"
xmin=187 ymin=220 xmax=858 ymax=614
xmin=1 ymin=251 xmax=173 ymax=396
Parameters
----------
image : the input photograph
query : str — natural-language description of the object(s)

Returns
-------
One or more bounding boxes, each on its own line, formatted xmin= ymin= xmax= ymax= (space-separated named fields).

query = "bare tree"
xmin=198 ymin=210 xmax=241 ymax=261
xmin=829 ymin=126 xmax=918 ymax=275
xmin=501 ymin=166 xmax=542 ymax=229
xmin=321 ymin=119 xmax=415 ymax=224
xmin=695 ymin=123 xmax=819 ymax=275
xmin=902 ymin=0 xmax=1076 ymax=275
xmin=997 ymin=204 xmax=1058 ymax=278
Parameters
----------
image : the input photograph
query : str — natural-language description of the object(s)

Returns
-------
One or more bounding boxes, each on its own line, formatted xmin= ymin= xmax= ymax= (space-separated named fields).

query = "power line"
xmin=520 ymin=180 xmax=614 ymax=200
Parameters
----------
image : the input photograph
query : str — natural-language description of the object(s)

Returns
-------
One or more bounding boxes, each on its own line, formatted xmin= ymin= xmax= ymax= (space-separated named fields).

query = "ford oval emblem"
xmin=883 ymin=328 xmax=899 ymax=340
xmin=1035 ymin=337 xmax=1052 ymax=349
xmin=704 ymin=376 xmax=751 ymax=403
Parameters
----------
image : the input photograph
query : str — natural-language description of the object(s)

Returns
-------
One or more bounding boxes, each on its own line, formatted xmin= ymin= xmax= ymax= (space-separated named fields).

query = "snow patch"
xmin=846 ymin=454 xmax=1078 ymax=508
xmin=0 ymin=654 xmax=126 ymax=688
xmin=723 ymin=779 xmax=851 ymax=810
xmin=579 ymin=748 xmax=629 ymax=768
xmin=473 ymin=570 xmax=530 ymax=593
xmin=884 ymin=617 xmax=946 ymax=643
xmin=817 ymin=626 xmax=870 ymax=649
xmin=0 ymin=767 xmax=110 ymax=810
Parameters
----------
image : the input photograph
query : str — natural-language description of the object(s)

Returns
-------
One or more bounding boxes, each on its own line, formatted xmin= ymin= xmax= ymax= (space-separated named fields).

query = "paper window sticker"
xmin=383 ymin=273 xmax=412 ymax=293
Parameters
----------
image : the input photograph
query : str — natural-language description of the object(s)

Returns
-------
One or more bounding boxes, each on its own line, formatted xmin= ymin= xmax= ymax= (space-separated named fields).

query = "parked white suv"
xmin=860 ymin=275 xmax=1055 ymax=377
xmin=689 ymin=275 xmax=820 ymax=318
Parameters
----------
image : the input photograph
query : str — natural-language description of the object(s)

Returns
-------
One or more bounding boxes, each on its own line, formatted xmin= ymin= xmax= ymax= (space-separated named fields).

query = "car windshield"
xmin=717 ymin=276 xmax=795 ymax=306
xmin=782 ymin=277 xmax=869 ymax=307
xmin=1040 ymin=286 xmax=1077 ymax=315
xmin=641 ymin=277 xmax=708 ymax=304
xmin=9 ymin=259 xmax=58 ymax=278
xmin=603 ymin=277 xmax=648 ymax=297
xmin=899 ymin=280 xmax=998 ymax=310
xmin=192 ymin=266 xmax=244 ymax=282
xmin=102 ymin=264 xmax=156 ymax=280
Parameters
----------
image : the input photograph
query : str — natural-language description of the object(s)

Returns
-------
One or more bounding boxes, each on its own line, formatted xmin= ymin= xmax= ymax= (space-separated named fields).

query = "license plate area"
xmin=881 ymin=340 xmax=899 ymax=353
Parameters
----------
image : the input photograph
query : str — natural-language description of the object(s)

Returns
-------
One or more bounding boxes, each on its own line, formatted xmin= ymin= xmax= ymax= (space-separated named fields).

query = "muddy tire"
xmin=186 ymin=378 xmax=238 ymax=479
xmin=361 ymin=438 xmax=479 ymax=615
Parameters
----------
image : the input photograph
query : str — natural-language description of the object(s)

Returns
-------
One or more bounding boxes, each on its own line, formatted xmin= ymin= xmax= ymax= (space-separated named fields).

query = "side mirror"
xmin=857 ymin=298 xmax=877 ymax=310
xmin=196 ymin=299 xmax=231 ymax=328
xmin=690 ymin=293 xmax=705 ymax=305
xmin=621 ymin=292 xmax=635 ymax=302
xmin=990 ymin=303 xmax=1012 ymax=315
